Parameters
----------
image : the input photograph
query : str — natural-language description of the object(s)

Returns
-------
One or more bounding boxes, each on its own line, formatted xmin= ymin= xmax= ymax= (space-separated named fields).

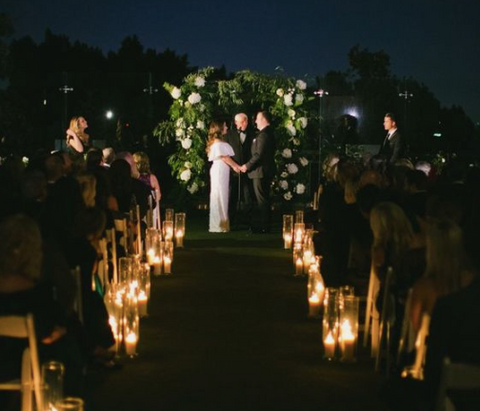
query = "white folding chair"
xmin=397 ymin=288 xmax=415 ymax=364
xmin=364 ymin=262 xmax=381 ymax=357
xmin=401 ymin=312 xmax=430 ymax=380
xmin=72 ymin=266 xmax=84 ymax=324
xmin=114 ymin=217 xmax=129 ymax=254
xmin=0 ymin=314 xmax=43 ymax=411
xmin=436 ymin=357 xmax=480 ymax=411
xmin=376 ymin=266 xmax=395 ymax=373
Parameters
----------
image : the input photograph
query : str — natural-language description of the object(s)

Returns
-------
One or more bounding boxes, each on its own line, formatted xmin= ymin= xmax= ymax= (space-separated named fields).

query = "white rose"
xmin=198 ymin=104 xmax=205 ymax=112
xmin=22 ymin=157 xmax=29 ymax=165
xmin=287 ymin=163 xmax=299 ymax=174
xmin=196 ymin=120 xmax=205 ymax=129
xmin=284 ymin=191 xmax=293 ymax=201
xmin=175 ymin=128 xmax=185 ymax=139
xmin=176 ymin=118 xmax=185 ymax=128
xmin=295 ymin=183 xmax=306 ymax=194
xmin=284 ymin=93 xmax=293 ymax=107
xmin=298 ymin=117 xmax=308 ymax=129
xmin=288 ymin=109 xmax=296 ymax=118
xmin=279 ymin=180 xmax=289 ymax=190
xmin=292 ymin=138 xmax=301 ymax=146
xmin=180 ymin=169 xmax=191 ymax=182
xmin=171 ymin=87 xmax=181 ymax=99
xmin=181 ymin=138 xmax=192 ymax=150
xmin=281 ymin=172 xmax=289 ymax=178
xmin=295 ymin=94 xmax=304 ymax=104
xmin=184 ymin=161 xmax=192 ymax=169
xmin=187 ymin=182 xmax=198 ymax=194
xmin=286 ymin=124 xmax=297 ymax=136
xmin=276 ymin=88 xmax=285 ymax=97
xmin=194 ymin=76 xmax=205 ymax=87
xmin=188 ymin=92 xmax=201 ymax=105
xmin=281 ymin=148 xmax=292 ymax=158
xmin=296 ymin=79 xmax=307 ymax=90
xmin=184 ymin=101 xmax=191 ymax=108
xmin=299 ymin=157 xmax=309 ymax=166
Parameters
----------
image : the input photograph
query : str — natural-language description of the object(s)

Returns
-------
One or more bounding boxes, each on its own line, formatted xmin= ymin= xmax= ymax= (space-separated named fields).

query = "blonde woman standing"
xmin=66 ymin=116 xmax=91 ymax=154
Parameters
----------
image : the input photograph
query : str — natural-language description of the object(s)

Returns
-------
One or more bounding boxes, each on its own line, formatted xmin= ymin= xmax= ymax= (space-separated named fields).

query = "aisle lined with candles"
xmin=86 ymin=214 xmax=386 ymax=411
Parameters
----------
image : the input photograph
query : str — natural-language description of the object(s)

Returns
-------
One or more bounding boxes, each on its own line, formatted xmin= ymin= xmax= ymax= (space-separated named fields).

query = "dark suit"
xmin=379 ymin=130 xmax=406 ymax=163
xmin=245 ymin=125 xmax=276 ymax=232
xmin=225 ymin=128 xmax=253 ymax=225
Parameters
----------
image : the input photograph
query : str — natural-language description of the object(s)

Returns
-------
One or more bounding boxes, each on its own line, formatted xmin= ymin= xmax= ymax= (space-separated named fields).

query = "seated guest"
xmin=0 ymin=214 xmax=84 ymax=402
xmin=410 ymin=219 xmax=474 ymax=333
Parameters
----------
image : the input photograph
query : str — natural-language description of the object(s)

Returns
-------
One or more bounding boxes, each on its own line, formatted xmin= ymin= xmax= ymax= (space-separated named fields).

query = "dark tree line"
xmin=317 ymin=45 xmax=479 ymax=159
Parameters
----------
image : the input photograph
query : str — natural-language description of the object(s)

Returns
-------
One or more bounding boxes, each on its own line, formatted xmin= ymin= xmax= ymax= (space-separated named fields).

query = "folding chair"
xmin=376 ymin=266 xmax=395 ymax=373
xmin=436 ymin=357 xmax=480 ymax=411
xmin=397 ymin=288 xmax=415 ymax=365
xmin=0 ymin=314 xmax=43 ymax=411
xmin=401 ymin=313 xmax=430 ymax=380
xmin=363 ymin=262 xmax=381 ymax=357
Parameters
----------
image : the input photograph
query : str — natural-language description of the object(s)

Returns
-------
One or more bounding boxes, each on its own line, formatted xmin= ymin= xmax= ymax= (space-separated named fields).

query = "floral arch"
xmin=154 ymin=67 xmax=312 ymax=205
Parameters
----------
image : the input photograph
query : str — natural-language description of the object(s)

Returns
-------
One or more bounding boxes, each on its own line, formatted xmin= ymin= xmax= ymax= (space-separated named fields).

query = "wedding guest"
xmin=207 ymin=120 xmax=239 ymax=233
xmin=240 ymin=110 xmax=276 ymax=233
xmin=66 ymin=116 xmax=91 ymax=154
xmin=378 ymin=113 xmax=406 ymax=163
xmin=133 ymin=151 xmax=162 ymax=202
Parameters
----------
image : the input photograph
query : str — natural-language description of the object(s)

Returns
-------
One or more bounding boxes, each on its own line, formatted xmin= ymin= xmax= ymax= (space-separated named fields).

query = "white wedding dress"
xmin=208 ymin=141 xmax=235 ymax=232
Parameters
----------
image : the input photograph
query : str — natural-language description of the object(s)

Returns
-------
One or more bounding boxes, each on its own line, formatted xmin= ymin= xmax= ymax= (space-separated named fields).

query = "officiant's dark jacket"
xmin=225 ymin=128 xmax=252 ymax=169
xmin=378 ymin=130 xmax=406 ymax=163
xmin=245 ymin=125 xmax=276 ymax=179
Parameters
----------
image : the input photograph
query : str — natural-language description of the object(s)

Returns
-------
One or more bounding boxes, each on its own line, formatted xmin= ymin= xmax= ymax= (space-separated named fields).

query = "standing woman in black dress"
xmin=66 ymin=116 xmax=91 ymax=154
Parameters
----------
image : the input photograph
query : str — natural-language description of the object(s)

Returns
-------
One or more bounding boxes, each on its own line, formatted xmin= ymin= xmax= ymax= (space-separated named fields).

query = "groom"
xmin=225 ymin=113 xmax=253 ymax=229
xmin=240 ymin=110 xmax=276 ymax=233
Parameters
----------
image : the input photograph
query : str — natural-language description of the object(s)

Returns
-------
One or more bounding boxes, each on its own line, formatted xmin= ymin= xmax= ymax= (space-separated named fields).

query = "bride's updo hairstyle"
xmin=206 ymin=120 xmax=225 ymax=154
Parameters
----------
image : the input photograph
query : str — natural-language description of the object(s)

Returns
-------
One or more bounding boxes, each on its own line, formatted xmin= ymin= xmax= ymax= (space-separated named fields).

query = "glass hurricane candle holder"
xmin=165 ymin=208 xmax=174 ymax=222
xmin=307 ymin=257 xmax=325 ymax=318
xmin=282 ymin=215 xmax=294 ymax=249
xmin=338 ymin=295 xmax=359 ymax=362
xmin=124 ymin=294 xmax=139 ymax=357
xmin=322 ymin=287 xmax=339 ymax=360
xmin=174 ymin=212 xmax=186 ymax=248
xmin=118 ymin=256 xmax=134 ymax=285
xmin=55 ymin=397 xmax=84 ymax=411
xmin=163 ymin=241 xmax=173 ymax=274
xmin=295 ymin=210 xmax=304 ymax=224
xmin=42 ymin=361 xmax=65 ymax=411
xmin=293 ymin=223 xmax=305 ymax=245
xmin=163 ymin=220 xmax=174 ymax=242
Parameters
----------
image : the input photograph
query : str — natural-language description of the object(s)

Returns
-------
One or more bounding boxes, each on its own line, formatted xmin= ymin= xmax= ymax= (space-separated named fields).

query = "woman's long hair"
xmin=425 ymin=219 xmax=469 ymax=294
xmin=206 ymin=121 xmax=225 ymax=154
xmin=69 ymin=116 xmax=89 ymax=143
xmin=370 ymin=201 xmax=414 ymax=267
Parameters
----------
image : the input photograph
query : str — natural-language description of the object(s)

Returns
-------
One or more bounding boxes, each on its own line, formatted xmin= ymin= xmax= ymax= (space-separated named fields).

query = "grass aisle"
xmin=87 ymin=217 xmax=386 ymax=411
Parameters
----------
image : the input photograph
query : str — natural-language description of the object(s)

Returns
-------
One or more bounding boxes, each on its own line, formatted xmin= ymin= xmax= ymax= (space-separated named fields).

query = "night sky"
xmin=3 ymin=0 xmax=480 ymax=122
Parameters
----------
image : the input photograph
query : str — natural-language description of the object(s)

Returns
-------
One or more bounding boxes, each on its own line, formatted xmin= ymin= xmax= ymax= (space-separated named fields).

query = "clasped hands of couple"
xmin=233 ymin=164 xmax=248 ymax=174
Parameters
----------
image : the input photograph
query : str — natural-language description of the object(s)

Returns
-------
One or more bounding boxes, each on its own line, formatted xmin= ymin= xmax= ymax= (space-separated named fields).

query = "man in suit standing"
xmin=225 ymin=112 xmax=253 ymax=229
xmin=379 ymin=113 xmax=406 ymax=163
xmin=240 ymin=110 xmax=276 ymax=233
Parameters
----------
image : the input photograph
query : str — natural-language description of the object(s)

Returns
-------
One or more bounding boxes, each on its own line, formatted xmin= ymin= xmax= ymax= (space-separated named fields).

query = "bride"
xmin=207 ymin=120 xmax=240 ymax=233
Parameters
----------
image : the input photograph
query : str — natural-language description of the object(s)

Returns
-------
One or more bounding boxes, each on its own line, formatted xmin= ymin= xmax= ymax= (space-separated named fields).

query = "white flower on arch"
xmin=284 ymin=93 xmax=293 ymax=107
xmin=299 ymin=157 xmax=309 ymax=166
xmin=194 ymin=77 xmax=206 ymax=87
xmin=282 ymin=148 xmax=292 ymax=158
xmin=288 ymin=109 xmax=296 ymax=119
xmin=279 ymin=180 xmax=289 ymax=190
xmin=171 ymin=87 xmax=181 ymax=99
xmin=187 ymin=182 xmax=198 ymax=193
xmin=175 ymin=128 xmax=185 ymax=139
xmin=181 ymin=138 xmax=192 ymax=150
xmin=180 ymin=169 xmax=191 ymax=182
xmin=296 ymin=79 xmax=307 ymax=90
xmin=295 ymin=183 xmax=306 ymax=194
xmin=287 ymin=163 xmax=299 ymax=174
xmin=298 ymin=117 xmax=308 ymax=129
xmin=188 ymin=92 xmax=202 ymax=105
xmin=284 ymin=191 xmax=293 ymax=201
xmin=276 ymin=88 xmax=285 ymax=97
xmin=295 ymin=94 xmax=304 ymax=104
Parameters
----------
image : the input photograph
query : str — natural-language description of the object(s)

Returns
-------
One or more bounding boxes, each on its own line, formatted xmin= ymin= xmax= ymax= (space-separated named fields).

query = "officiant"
xmin=225 ymin=112 xmax=253 ymax=229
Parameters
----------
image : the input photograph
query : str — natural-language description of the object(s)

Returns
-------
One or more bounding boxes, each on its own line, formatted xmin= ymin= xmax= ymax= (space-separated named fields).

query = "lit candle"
xmin=295 ymin=257 xmax=303 ymax=276
xmin=152 ymin=256 xmax=162 ymax=276
xmin=164 ymin=256 xmax=172 ymax=274
xmin=138 ymin=291 xmax=148 ymax=317
xmin=147 ymin=248 xmax=155 ymax=265
xmin=175 ymin=229 xmax=184 ymax=248
xmin=294 ymin=228 xmax=303 ymax=244
xmin=308 ymin=293 xmax=321 ymax=318
xmin=303 ymin=249 xmax=312 ymax=274
xmin=340 ymin=320 xmax=356 ymax=361
xmin=324 ymin=331 xmax=336 ymax=359
xmin=125 ymin=332 xmax=137 ymax=357
xmin=284 ymin=233 xmax=292 ymax=249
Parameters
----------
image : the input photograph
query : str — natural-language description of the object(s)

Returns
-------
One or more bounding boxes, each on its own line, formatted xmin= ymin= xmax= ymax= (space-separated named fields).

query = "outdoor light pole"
xmin=399 ymin=79 xmax=414 ymax=144
xmin=314 ymin=88 xmax=329 ymax=180
xmin=143 ymin=72 xmax=159 ymax=126
xmin=59 ymin=72 xmax=74 ymax=136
